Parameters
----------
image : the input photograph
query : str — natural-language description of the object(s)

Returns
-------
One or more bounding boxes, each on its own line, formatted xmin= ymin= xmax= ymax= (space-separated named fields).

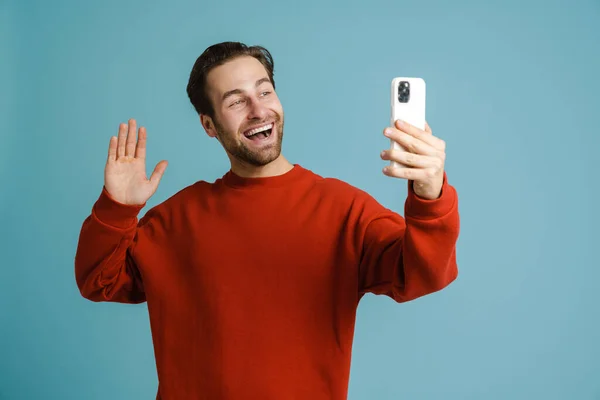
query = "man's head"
xmin=186 ymin=42 xmax=285 ymax=169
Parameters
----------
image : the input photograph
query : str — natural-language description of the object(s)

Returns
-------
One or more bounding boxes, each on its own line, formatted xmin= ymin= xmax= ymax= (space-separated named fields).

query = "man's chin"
xmin=244 ymin=149 xmax=282 ymax=167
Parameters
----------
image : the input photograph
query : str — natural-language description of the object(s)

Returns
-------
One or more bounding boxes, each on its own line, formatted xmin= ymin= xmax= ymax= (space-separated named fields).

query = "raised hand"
xmin=380 ymin=119 xmax=446 ymax=200
xmin=104 ymin=119 xmax=168 ymax=205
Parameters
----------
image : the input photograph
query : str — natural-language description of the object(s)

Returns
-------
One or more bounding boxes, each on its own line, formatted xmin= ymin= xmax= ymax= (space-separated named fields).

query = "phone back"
xmin=390 ymin=77 xmax=426 ymax=168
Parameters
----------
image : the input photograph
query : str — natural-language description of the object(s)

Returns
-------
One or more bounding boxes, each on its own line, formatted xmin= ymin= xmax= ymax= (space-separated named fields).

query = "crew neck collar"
xmin=221 ymin=164 xmax=307 ymax=189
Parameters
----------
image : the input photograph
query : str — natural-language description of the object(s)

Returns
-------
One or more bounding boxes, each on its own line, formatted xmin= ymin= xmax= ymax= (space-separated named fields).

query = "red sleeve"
xmin=358 ymin=172 xmax=459 ymax=302
xmin=74 ymin=186 xmax=147 ymax=303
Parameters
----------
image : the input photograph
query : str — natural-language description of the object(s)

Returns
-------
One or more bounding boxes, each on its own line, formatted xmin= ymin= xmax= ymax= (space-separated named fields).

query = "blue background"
xmin=1 ymin=0 xmax=599 ymax=399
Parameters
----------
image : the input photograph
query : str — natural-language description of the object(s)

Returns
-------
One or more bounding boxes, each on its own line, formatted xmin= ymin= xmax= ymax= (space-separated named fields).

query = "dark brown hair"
xmin=186 ymin=41 xmax=276 ymax=118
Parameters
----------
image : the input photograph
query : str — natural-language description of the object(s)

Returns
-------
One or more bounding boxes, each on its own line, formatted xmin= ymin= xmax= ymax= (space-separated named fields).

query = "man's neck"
xmin=230 ymin=155 xmax=294 ymax=178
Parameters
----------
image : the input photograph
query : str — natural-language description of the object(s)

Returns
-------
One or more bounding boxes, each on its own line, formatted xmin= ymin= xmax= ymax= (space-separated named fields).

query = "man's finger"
xmin=393 ymin=119 xmax=444 ymax=150
xmin=394 ymin=119 xmax=424 ymax=135
xmin=107 ymin=136 xmax=117 ymax=162
xmin=382 ymin=165 xmax=429 ymax=181
xmin=149 ymin=160 xmax=168 ymax=187
xmin=135 ymin=126 xmax=147 ymax=160
xmin=117 ymin=123 xmax=128 ymax=159
xmin=385 ymin=130 xmax=435 ymax=156
xmin=381 ymin=149 xmax=436 ymax=169
xmin=126 ymin=119 xmax=137 ymax=158
xmin=425 ymin=121 xmax=432 ymax=133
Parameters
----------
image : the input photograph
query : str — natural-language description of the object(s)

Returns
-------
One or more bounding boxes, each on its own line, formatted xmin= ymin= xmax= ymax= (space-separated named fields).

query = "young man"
xmin=75 ymin=41 xmax=460 ymax=400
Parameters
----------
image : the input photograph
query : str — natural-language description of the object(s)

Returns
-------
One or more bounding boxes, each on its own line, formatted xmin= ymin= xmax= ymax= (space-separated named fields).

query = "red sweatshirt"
xmin=75 ymin=164 xmax=459 ymax=400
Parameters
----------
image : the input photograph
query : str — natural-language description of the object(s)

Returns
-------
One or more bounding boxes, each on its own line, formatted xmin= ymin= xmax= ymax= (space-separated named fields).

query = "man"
xmin=75 ymin=41 xmax=459 ymax=399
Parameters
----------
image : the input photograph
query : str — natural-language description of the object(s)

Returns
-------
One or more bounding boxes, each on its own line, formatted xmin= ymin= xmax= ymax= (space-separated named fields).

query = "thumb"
xmin=149 ymin=160 xmax=168 ymax=188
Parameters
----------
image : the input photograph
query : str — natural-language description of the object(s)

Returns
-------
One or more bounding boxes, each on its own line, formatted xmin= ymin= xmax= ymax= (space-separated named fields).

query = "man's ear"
xmin=200 ymin=114 xmax=218 ymax=139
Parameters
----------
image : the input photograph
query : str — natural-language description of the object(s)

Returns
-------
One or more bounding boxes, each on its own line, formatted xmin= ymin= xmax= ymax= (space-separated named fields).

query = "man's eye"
xmin=261 ymin=91 xmax=271 ymax=96
xmin=230 ymin=99 xmax=244 ymax=107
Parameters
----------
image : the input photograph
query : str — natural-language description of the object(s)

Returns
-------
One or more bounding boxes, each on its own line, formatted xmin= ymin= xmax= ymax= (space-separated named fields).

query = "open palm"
xmin=104 ymin=119 xmax=168 ymax=205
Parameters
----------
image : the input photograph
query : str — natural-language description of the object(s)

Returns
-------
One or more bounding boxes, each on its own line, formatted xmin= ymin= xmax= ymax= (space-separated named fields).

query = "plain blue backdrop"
xmin=1 ymin=0 xmax=599 ymax=399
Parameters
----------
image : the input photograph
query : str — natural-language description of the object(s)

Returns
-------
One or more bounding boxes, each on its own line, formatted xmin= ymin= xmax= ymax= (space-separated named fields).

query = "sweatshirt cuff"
xmin=405 ymin=172 xmax=456 ymax=220
xmin=92 ymin=186 xmax=146 ymax=229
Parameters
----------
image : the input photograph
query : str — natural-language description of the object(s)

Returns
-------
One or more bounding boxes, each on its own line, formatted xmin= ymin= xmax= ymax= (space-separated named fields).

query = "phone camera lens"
xmin=398 ymin=81 xmax=410 ymax=103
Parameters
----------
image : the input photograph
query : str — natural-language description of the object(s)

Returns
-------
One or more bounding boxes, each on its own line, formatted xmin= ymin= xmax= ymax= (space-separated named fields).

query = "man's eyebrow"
xmin=221 ymin=77 xmax=272 ymax=103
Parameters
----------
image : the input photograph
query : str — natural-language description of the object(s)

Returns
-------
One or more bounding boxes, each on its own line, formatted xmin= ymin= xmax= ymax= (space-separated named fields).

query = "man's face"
xmin=202 ymin=56 xmax=284 ymax=167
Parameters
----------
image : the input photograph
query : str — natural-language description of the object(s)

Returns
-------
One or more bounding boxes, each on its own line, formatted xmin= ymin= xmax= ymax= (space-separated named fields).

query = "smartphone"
xmin=390 ymin=77 xmax=426 ymax=168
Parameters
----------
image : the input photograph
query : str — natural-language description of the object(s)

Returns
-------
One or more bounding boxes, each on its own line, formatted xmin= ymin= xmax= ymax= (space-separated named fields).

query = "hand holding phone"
xmin=383 ymin=77 xmax=446 ymax=199
xmin=389 ymin=77 xmax=426 ymax=169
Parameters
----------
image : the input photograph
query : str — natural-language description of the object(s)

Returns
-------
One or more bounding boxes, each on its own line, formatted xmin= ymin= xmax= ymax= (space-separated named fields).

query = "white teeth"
xmin=245 ymin=123 xmax=273 ymax=137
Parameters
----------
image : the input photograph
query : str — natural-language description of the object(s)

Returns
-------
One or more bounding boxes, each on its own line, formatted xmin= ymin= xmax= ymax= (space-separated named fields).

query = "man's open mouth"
xmin=243 ymin=123 xmax=273 ymax=141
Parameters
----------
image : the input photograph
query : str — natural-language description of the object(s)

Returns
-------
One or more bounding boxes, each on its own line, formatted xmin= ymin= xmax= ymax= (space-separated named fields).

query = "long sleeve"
xmin=358 ymin=172 xmax=459 ymax=302
xmin=74 ymin=186 xmax=147 ymax=303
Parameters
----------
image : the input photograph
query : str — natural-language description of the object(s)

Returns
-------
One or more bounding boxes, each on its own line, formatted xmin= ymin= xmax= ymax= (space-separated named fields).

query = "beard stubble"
xmin=214 ymin=113 xmax=284 ymax=167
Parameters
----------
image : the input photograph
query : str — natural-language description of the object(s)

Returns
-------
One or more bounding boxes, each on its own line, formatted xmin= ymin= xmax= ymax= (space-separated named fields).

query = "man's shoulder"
xmin=139 ymin=179 xmax=216 ymax=222
xmin=299 ymin=166 xmax=375 ymax=209
xmin=302 ymin=167 xmax=393 ymax=225
xmin=308 ymin=169 xmax=370 ymax=198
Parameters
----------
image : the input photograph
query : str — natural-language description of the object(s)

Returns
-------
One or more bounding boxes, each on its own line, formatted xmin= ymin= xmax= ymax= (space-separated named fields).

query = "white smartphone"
xmin=390 ymin=77 xmax=426 ymax=168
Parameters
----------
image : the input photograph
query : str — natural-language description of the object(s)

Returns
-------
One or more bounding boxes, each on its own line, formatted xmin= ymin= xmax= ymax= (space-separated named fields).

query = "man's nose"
xmin=246 ymin=97 xmax=268 ymax=120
